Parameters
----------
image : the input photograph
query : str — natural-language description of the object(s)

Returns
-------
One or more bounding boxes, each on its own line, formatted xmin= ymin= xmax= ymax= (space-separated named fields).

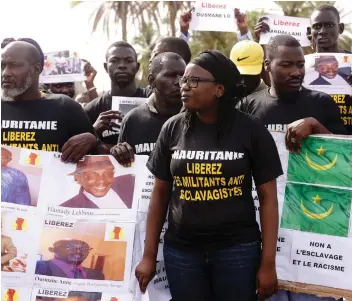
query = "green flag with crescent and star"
xmin=281 ymin=183 xmax=352 ymax=237
xmin=287 ymin=136 xmax=352 ymax=188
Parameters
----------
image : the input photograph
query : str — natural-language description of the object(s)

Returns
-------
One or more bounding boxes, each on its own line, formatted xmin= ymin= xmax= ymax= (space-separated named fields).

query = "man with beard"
xmin=35 ymin=239 xmax=104 ymax=280
xmin=60 ymin=156 xmax=135 ymax=209
xmin=240 ymin=35 xmax=345 ymax=136
xmin=239 ymin=35 xmax=346 ymax=301
xmin=1 ymin=40 xmax=97 ymax=163
xmin=111 ymin=52 xmax=186 ymax=165
xmin=84 ymin=42 xmax=148 ymax=151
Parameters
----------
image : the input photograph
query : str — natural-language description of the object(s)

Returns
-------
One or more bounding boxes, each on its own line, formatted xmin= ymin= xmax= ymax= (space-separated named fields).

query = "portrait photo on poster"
xmin=39 ymin=155 xmax=137 ymax=213
xmin=40 ymin=50 xmax=86 ymax=84
xmin=1 ymin=146 xmax=44 ymax=211
xmin=34 ymin=219 xmax=135 ymax=289
xmin=1 ymin=211 xmax=40 ymax=277
xmin=303 ymin=53 xmax=352 ymax=95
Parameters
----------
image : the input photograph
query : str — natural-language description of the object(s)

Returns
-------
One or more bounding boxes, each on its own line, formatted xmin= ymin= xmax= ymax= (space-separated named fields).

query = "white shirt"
xmin=83 ymin=189 xmax=127 ymax=209
xmin=322 ymin=74 xmax=349 ymax=86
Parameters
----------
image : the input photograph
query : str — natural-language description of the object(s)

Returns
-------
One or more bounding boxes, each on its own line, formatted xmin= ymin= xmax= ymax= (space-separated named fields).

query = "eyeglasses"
xmin=58 ymin=244 xmax=93 ymax=252
xmin=178 ymin=76 xmax=216 ymax=88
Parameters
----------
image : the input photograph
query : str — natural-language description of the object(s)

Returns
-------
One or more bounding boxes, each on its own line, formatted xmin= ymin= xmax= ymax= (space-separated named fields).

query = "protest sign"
xmin=39 ymin=154 xmax=143 ymax=221
xmin=30 ymin=288 xmax=134 ymax=301
xmin=147 ymin=261 xmax=172 ymax=301
xmin=303 ymin=53 xmax=352 ymax=134
xmin=40 ymin=50 xmax=86 ymax=84
xmin=2 ymin=138 xmax=352 ymax=300
xmin=33 ymin=220 xmax=135 ymax=293
xmin=142 ymin=133 xmax=352 ymax=300
xmin=259 ymin=15 xmax=311 ymax=46
xmin=111 ymin=97 xmax=147 ymax=132
xmin=112 ymin=97 xmax=147 ymax=117
xmin=189 ymin=1 xmax=237 ymax=32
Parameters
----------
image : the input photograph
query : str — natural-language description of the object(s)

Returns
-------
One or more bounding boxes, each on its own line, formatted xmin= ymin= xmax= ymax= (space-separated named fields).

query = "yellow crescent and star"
xmin=305 ymin=145 xmax=338 ymax=171
xmin=300 ymin=145 xmax=335 ymax=219
xmin=300 ymin=194 xmax=334 ymax=220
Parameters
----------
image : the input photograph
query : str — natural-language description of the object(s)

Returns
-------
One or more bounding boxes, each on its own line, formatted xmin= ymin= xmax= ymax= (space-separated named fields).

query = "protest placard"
xmin=143 ymin=133 xmax=352 ymax=300
xmin=303 ymin=53 xmax=352 ymax=134
xmin=110 ymin=97 xmax=147 ymax=132
xmin=30 ymin=288 xmax=134 ymax=301
xmin=1 ymin=210 xmax=41 ymax=286
xmin=189 ymin=1 xmax=237 ymax=32
xmin=1 ymin=146 xmax=52 ymax=214
xmin=2 ymin=139 xmax=352 ymax=300
xmin=38 ymin=154 xmax=142 ymax=221
xmin=33 ymin=219 xmax=135 ymax=293
xmin=259 ymin=15 xmax=311 ymax=46
xmin=39 ymin=50 xmax=86 ymax=84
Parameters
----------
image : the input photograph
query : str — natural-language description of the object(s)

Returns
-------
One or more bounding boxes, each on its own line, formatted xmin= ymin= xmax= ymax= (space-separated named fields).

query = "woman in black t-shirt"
xmin=136 ymin=50 xmax=283 ymax=301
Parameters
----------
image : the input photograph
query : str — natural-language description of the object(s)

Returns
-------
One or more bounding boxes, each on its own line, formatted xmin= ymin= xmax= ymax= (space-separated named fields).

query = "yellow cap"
xmin=230 ymin=41 xmax=264 ymax=75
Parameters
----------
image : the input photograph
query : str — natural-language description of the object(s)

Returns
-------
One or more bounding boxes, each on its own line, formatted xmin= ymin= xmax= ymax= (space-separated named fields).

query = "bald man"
xmin=1 ymin=40 xmax=98 ymax=163
xmin=1 ymin=147 xmax=31 ymax=205
xmin=35 ymin=239 xmax=104 ymax=280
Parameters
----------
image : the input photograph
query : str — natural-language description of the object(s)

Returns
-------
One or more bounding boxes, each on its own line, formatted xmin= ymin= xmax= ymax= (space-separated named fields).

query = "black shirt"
xmin=84 ymin=88 xmax=149 ymax=145
xmin=118 ymin=101 xmax=171 ymax=156
xmin=147 ymin=110 xmax=283 ymax=250
xmin=1 ymin=94 xmax=95 ymax=151
xmin=239 ymin=87 xmax=346 ymax=135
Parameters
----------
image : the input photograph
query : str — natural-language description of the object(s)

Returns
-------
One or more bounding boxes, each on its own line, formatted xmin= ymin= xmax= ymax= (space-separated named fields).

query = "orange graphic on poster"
xmin=25 ymin=152 xmax=40 ymax=165
xmin=2 ymin=289 xmax=18 ymax=301
xmin=11 ymin=218 xmax=27 ymax=231
xmin=110 ymin=298 xmax=119 ymax=301
xmin=111 ymin=226 xmax=125 ymax=240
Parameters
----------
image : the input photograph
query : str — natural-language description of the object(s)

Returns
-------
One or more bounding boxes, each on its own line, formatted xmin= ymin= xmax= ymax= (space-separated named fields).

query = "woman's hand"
xmin=135 ymin=257 xmax=156 ymax=294
xmin=257 ymin=262 xmax=278 ymax=301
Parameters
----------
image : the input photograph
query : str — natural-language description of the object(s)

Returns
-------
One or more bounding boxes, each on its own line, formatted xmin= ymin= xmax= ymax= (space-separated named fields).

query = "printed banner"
xmin=2 ymin=136 xmax=352 ymax=300
xmin=259 ymin=15 xmax=311 ymax=46
xmin=40 ymin=50 xmax=86 ymax=84
xmin=190 ymin=1 xmax=237 ymax=32
xmin=142 ymin=133 xmax=352 ymax=300
xmin=303 ymin=53 xmax=352 ymax=133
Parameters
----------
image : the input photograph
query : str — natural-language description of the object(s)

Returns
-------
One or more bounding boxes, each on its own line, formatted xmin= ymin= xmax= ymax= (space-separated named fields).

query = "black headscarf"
xmin=191 ymin=50 xmax=242 ymax=99
xmin=182 ymin=50 xmax=243 ymax=140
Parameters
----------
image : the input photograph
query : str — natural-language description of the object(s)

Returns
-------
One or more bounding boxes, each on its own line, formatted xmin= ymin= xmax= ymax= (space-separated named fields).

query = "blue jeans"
xmin=163 ymin=241 xmax=261 ymax=301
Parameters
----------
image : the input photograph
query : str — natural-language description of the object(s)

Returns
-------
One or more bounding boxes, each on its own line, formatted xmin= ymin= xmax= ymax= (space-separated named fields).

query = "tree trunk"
xmin=121 ymin=2 xmax=127 ymax=41
xmin=168 ymin=2 xmax=177 ymax=37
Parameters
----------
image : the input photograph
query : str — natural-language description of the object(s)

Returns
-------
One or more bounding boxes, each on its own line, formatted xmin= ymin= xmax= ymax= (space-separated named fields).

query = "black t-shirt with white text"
xmin=1 ymin=94 xmax=95 ymax=151
xmin=147 ymin=110 xmax=283 ymax=250
xmin=239 ymin=87 xmax=346 ymax=135
xmin=118 ymin=103 xmax=171 ymax=155
xmin=84 ymin=88 xmax=149 ymax=145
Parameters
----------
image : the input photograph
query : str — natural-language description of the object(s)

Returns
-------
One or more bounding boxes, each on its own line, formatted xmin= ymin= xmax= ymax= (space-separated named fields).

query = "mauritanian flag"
xmin=287 ymin=136 xmax=352 ymax=188
xmin=281 ymin=183 xmax=352 ymax=237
